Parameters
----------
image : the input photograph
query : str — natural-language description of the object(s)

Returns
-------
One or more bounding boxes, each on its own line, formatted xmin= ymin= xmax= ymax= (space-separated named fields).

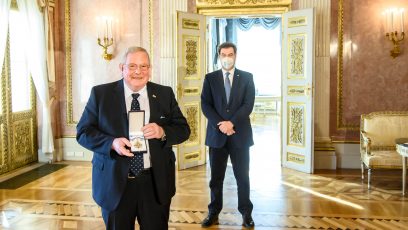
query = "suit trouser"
xmin=101 ymin=172 xmax=170 ymax=230
xmin=208 ymin=139 xmax=253 ymax=216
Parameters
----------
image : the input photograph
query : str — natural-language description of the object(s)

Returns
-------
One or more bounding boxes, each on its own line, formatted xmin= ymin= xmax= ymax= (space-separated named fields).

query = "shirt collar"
xmin=123 ymin=81 xmax=147 ymax=99
xmin=222 ymin=68 xmax=235 ymax=77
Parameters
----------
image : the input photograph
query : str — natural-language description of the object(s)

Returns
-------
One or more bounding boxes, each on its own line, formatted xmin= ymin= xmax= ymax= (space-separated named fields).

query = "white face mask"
xmin=220 ymin=57 xmax=234 ymax=70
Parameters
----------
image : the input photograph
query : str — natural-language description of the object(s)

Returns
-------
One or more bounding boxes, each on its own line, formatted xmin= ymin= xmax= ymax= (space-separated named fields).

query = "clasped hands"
xmin=112 ymin=123 xmax=164 ymax=157
xmin=218 ymin=121 xmax=235 ymax=136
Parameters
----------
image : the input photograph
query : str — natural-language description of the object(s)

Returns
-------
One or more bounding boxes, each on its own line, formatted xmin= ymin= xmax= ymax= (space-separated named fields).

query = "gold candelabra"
xmin=97 ymin=16 xmax=114 ymax=61
xmin=386 ymin=31 xmax=405 ymax=58
xmin=97 ymin=37 xmax=114 ymax=60
xmin=383 ymin=8 xmax=405 ymax=58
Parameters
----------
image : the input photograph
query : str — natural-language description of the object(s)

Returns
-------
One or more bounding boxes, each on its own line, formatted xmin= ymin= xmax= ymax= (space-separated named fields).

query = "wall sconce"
xmin=97 ymin=17 xmax=114 ymax=61
xmin=383 ymin=8 xmax=405 ymax=58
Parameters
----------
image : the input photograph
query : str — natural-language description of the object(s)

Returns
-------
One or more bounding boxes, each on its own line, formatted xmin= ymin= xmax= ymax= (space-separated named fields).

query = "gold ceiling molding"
xmin=336 ymin=0 xmax=358 ymax=131
xmin=196 ymin=0 xmax=291 ymax=15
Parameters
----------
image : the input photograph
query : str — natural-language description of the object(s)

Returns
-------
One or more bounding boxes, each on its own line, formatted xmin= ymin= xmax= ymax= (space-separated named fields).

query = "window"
xmin=9 ymin=7 xmax=31 ymax=112
xmin=235 ymin=23 xmax=281 ymax=96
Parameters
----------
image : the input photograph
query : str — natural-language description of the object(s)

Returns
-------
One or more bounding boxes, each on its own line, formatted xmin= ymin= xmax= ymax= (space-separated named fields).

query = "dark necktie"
xmin=129 ymin=93 xmax=144 ymax=175
xmin=224 ymin=72 xmax=231 ymax=103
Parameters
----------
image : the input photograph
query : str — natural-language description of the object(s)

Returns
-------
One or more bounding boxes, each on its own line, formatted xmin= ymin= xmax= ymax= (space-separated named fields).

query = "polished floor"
xmin=0 ymin=116 xmax=407 ymax=229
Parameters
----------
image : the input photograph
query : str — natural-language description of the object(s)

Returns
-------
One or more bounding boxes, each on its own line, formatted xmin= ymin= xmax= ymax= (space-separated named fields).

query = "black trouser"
xmin=102 ymin=171 xmax=170 ymax=230
xmin=208 ymin=139 xmax=253 ymax=216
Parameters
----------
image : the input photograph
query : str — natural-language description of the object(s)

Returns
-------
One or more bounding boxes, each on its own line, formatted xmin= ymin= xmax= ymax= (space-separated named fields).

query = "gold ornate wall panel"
xmin=11 ymin=120 xmax=35 ymax=168
xmin=182 ymin=35 xmax=200 ymax=80
xmin=183 ymin=87 xmax=200 ymax=96
xmin=182 ymin=19 xmax=200 ymax=30
xmin=0 ymin=124 xmax=4 ymax=166
xmin=288 ymin=16 xmax=307 ymax=27
xmin=287 ymin=102 xmax=305 ymax=147
xmin=0 ymin=54 xmax=9 ymax=173
xmin=0 ymin=28 xmax=37 ymax=175
xmin=183 ymin=102 xmax=200 ymax=146
xmin=288 ymin=34 xmax=306 ymax=79
xmin=287 ymin=86 xmax=305 ymax=96
xmin=287 ymin=152 xmax=305 ymax=164
xmin=196 ymin=0 xmax=292 ymax=15
xmin=184 ymin=151 xmax=201 ymax=162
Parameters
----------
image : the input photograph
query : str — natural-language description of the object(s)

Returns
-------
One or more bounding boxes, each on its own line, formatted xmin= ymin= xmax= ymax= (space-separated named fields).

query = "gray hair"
xmin=121 ymin=46 xmax=151 ymax=64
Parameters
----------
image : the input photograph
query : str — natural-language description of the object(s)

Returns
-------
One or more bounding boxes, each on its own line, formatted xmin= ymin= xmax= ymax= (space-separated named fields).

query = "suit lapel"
xmin=228 ymin=69 xmax=241 ymax=105
xmin=216 ymin=70 xmax=228 ymax=105
xmin=146 ymin=82 xmax=160 ymax=122
xmin=113 ymin=79 xmax=128 ymax=136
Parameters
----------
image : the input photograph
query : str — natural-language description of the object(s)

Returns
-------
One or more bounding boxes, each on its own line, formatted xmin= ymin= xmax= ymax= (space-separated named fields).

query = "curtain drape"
xmin=0 ymin=0 xmax=11 ymax=75
xmin=235 ymin=18 xmax=281 ymax=31
xmin=43 ymin=0 xmax=55 ymax=83
xmin=211 ymin=17 xmax=280 ymax=68
xmin=17 ymin=0 xmax=54 ymax=155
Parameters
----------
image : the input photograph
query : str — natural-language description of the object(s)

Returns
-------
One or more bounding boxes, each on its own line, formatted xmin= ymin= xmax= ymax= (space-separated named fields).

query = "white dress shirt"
xmin=124 ymin=82 xmax=151 ymax=169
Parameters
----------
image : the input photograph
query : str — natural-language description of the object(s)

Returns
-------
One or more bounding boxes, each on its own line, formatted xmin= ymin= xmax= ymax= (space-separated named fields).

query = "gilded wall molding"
xmin=197 ymin=0 xmax=291 ymax=7
xmin=65 ymin=0 xmax=154 ymax=126
xmin=288 ymin=34 xmax=306 ymax=79
xmin=336 ymin=0 xmax=358 ymax=131
xmin=64 ymin=0 xmax=74 ymax=126
xmin=287 ymin=152 xmax=305 ymax=164
xmin=182 ymin=35 xmax=200 ymax=79
xmin=0 ymin=32 xmax=37 ymax=174
xmin=288 ymin=102 xmax=305 ymax=147
xmin=149 ymin=0 xmax=153 ymax=74
xmin=183 ymin=102 xmax=200 ymax=146
xmin=196 ymin=0 xmax=292 ymax=15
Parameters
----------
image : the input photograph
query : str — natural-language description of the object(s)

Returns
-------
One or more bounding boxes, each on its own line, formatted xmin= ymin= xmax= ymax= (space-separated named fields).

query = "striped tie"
xmin=224 ymin=72 xmax=231 ymax=103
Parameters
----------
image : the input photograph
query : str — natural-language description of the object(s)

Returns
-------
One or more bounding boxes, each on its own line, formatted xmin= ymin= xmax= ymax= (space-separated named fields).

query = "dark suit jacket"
xmin=76 ymin=79 xmax=190 ymax=211
xmin=201 ymin=68 xmax=255 ymax=149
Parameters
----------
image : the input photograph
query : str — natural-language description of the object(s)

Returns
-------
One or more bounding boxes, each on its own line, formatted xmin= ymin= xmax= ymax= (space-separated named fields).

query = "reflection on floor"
xmin=0 ymin=115 xmax=408 ymax=229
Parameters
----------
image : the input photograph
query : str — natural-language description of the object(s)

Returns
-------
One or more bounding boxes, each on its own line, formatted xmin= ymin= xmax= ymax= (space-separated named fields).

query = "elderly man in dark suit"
xmin=76 ymin=46 xmax=190 ymax=230
xmin=200 ymin=42 xmax=255 ymax=228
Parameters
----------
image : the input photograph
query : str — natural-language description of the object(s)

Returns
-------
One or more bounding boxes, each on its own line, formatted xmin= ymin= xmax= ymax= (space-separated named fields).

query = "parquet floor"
xmin=0 ymin=116 xmax=407 ymax=229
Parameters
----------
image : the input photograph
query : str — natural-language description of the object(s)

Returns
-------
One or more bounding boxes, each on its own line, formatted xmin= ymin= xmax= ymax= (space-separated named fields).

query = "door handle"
xmin=305 ymin=84 xmax=312 ymax=97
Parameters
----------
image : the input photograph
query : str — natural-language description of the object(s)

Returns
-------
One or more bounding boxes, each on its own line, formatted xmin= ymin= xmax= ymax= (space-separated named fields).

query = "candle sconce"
xmin=97 ymin=17 xmax=114 ymax=61
xmin=386 ymin=31 xmax=405 ymax=58
xmin=383 ymin=8 xmax=405 ymax=58
xmin=98 ymin=37 xmax=113 ymax=60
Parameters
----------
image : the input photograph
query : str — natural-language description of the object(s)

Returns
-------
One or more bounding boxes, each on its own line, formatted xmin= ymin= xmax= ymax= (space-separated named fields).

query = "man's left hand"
xmin=142 ymin=123 xmax=165 ymax=139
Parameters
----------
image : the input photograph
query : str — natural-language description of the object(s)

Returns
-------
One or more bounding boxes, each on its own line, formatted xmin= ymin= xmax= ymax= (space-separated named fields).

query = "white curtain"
xmin=16 ymin=0 xmax=54 ymax=155
xmin=0 ymin=0 xmax=11 ymax=75
xmin=43 ymin=0 xmax=55 ymax=83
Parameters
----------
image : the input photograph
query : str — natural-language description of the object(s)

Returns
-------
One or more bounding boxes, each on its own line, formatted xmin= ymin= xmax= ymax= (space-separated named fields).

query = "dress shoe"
xmin=201 ymin=214 xmax=219 ymax=228
xmin=242 ymin=215 xmax=255 ymax=228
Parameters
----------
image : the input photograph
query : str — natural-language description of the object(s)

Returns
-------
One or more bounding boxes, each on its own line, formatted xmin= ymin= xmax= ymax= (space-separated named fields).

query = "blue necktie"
xmin=224 ymin=72 xmax=231 ymax=103
xmin=129 ymin=93 xmax=144 ymax=175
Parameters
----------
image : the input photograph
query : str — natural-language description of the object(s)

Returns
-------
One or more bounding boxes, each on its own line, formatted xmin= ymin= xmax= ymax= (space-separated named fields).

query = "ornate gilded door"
xmin=282 ymin=8 xmax=315 ymax=173
xmin=176 ymin=11 xmax=207 ymax=170
xmin=0 ymin=27 xmax=38 ymax=175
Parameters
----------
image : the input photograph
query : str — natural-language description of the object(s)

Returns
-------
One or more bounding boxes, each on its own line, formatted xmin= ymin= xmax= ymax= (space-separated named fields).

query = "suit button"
xmin=226 ymin=109 xmax=230 ymax=112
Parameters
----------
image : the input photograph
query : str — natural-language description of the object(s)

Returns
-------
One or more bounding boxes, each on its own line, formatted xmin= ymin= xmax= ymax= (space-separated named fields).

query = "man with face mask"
xmin=200 ymin=42 xmax=255 ymax=228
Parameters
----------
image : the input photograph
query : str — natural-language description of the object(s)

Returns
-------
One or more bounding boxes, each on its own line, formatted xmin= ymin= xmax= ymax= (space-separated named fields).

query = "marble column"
xmin=159 ymin=0 xmax=188 ymax=89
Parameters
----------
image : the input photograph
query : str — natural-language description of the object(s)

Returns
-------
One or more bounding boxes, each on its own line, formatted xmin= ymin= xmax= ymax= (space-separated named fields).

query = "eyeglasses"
xmin=124 ymin=63 xmax=150 ymax=71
